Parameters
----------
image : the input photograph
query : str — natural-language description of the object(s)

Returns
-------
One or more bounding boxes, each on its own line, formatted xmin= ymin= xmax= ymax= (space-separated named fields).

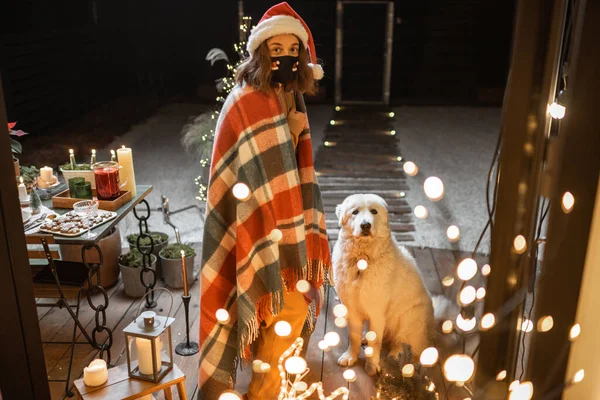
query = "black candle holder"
xmin=175 ymin=295 xmax=199 ymax=356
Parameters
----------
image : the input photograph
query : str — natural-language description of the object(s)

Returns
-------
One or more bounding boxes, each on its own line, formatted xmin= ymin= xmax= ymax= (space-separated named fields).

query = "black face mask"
xmin=270 ymin=56 xmax=299 ymax=85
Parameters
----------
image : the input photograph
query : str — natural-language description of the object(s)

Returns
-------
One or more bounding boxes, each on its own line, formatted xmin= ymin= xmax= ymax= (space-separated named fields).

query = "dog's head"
xmin=335 ymin=194 xmax=390 ymax=239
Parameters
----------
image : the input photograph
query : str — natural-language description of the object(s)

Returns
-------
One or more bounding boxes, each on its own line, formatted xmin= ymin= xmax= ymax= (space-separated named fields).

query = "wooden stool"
xmin=74 ymin=363 xmax=187 ymax=400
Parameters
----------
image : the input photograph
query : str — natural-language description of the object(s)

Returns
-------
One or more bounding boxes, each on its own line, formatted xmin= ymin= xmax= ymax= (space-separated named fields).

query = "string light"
xmin=414 ymin=205 xmax=429 ymax=219
xmin=442 ymin=276 xmax=455 ymax=287
xmin=396 ymin=156 xmax=403 ymax=161
xmin=324 ymin=332 xmax=341 ymax=347
xmin=330 ymin=120 xmax=336 ymax=126
xmin=296 ymin=280 xmax=311 ymax=293
xmin=275 ymin=321 xmax=292 ymax=337
xmin=401 ymin=364 xmax=415 ymax=377
xmin=459 ymin=286 xmax=477 ymax=306
xmin=252 ymin=360 xmax=264 ymax=373
xmin=481 ymin=313 xmax=496 ymax=330
xmin=357 ymin=259 xmax=368 ymax=271
xmin=423 ymin=176 xmax=445 ymax=201
xmin=496 ymin=370 xmax=507 ymax=380
xmin=318 ymin=340 xmax=329 ymax=351
xmin=343 ymin=369 xmax=357 ymax=382
xmin=447 ymin=225 xmax=460 ymax=242
xmin=482 ymin=264 xmax=491 ymax=276
xmin=260 ymin=363 xmax=271 ymax=373
xmin=442 ymin=320 xmax=453 ymax=333
xmin=333 ymin=304 xmax=348 ymax=318
xmin=215 ymin=309 xmax=230 ymax=323
xmin=219 ymin=391 xmax=242 ymax=400
xmin=419 ymin=347 xmax=439 ymax=366
xmin=390 ymin=130 xmax=396 ymax=136
xmin=364 ymin=346 xmax=374 ymax=357
xmin=520 ymin=319 xmax=534 ymax=333
xmin=476 ymin=287 xmax=486 ymax=299
xmin=403 ymin=161 xmax=418 ymax=176
xmin=443 ymin=355 xmax=475 ymax=383
xmin=365 ymin=331 xmax=377 ymax=342
xmin=285 ymin=356 xmax=307 ymax=375
xmin=335 ymin=106 xmax=341 ymax=111
xmin=232 ymin=182 xmax=251 ymax=200
xmin=456 ymin=314 xmax=477 ymax=332
xmin=562 ymin=191 xmax=575 ymax=213
xmin=573 ymin=369 xmax=585 ymax=383
xmin=457 ymin=258 xmax=478 ymax=281
xmin=548 ymin=102 xmax=566 ymax=119
xmin=389 ymin=112 xmax=395 ymax=118
xmin=513 ymin=235 xmax=527 ymax=254
xmin=509 ymin=381 xmax=533 ymax=400
xmin=509 ymin=380 xmax=520 ymax=391
xmin=270 ymin=229 xmax=283 ymax=243
xmin=537 ymin=316 xmax=554 ymax=332
xmin=335 ymin=317 xmax=347 ymax=328
xmin=570 ymin=323 xmax=581 ymax=340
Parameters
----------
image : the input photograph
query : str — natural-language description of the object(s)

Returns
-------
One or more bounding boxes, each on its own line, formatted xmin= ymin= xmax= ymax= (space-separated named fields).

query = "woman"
xmin=198 ymin=3 xmax=331 ymax=400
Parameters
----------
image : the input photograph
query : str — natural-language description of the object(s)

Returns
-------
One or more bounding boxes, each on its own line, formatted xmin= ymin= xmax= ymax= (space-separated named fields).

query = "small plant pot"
xmin=159 ymin=253 xmax=196 ymax=289
xmin=127 ymin=232 xmax=169 ymax=278
xmin=119 ymin=254 xmax=157 ymax=298
xmin=60 ymin=166 xmax=96 ymax=189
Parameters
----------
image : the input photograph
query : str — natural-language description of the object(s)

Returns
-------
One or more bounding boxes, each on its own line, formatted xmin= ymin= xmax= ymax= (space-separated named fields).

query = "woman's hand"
xmin=287 ymin=108 xmax=307 ymax=147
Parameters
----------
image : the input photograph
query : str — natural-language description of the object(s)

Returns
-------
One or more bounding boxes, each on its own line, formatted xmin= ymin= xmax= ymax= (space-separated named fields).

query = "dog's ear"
xmin=335 ymin=203 xmax=348 ymax=227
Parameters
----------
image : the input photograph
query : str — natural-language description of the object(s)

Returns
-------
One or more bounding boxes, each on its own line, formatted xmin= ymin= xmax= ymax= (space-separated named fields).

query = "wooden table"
xmin=74 ymin=363 xmax=187 ymax=400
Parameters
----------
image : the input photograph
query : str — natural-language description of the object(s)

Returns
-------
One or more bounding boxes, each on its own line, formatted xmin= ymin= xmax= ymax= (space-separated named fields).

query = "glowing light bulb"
xmin=548 ymin=102 xmax=566 ymax=119
xmin=442 ymin=276 xmax=455 ymax=287
xmin=456 ymin=314 xmax=476 ymax=332
xmin=269 ymin=228 xmax=283 ymax=243
xmin=513 ymin=235 xmax=527 ymax=254
xmin=232 ymin=183 xmax=251 ymax=200
xmin=294 ymin=381 xmax=308 ymax=391
xmin=570 ymin=323 xmax=581 ymax=340
xmin=476 ymin=287 xmax=486 ymax=299
xmin=509 ymin=382 xmax=533 ymax=400
xmin=219 ymin=392 xmax=242 ymax=400
xmin=403 ymin=161 xmax=418 ymax=176
xmin=216 ymin=309 xmax=230 ymax=323
xmin=396 ymin=156 xmax=403 ymax=162
xmin=252 ymin=360 xmax=263 ymax=373
xmin=389 ymin=112 xmax=395 ymax=118
xmin=457 ymin=258 xmax=478 ymax=281
xmin=509 ymin=380 xmax=520 ymax=391
xmin=324 ymin=141 xmax=336 ymax=147
xmin=402 ymin=364 xmax=415 ymax=377
xmin=427 ymin=382 xmax=436 ymax=392
xmin=364 ymin=346 xmax=374 ymax=357
xmin=330 ymin=120 xmax=336 ymax=126
xmin=285 ymin=356 xmax=307 ymax=375
xmin=318 ymin=340 xmax=329 ymax=351
xmin=296 ymin=280 xmax=310 ymax=293
xmin=520 ymin=319 xmax=534 ymax=332
xmin=443 ymin=355 xmax=475 ymax=383
xmin=357 ymin=259 xmax=368 ymax=271
xmin=537 ymin=316 xmax=554 ymax=332
xmin=333 ymin=304 xmax=348 ymax=318
xmin=447 ymin=225 xmax=460 ymax=242
xmin=324 ymin=331 xmax=341 ymax=347
xmin=275 ymin=321 xmax=292 ymax=337
xmin=481 ymin=313 xmax=496 ymax=330
xmin=419 ymin=347 xmax=439 ymax=366
xmin=390 ymin=130 xmax=396 ymax=136
xmin=562 ymin=192 xmax=575 ymax=213
xmin=496 ymin=370 xmax=507 ymax=380
xmin=260 ymin=363 xmax=270 ymax=373
xmin=365 ymin=331 xmax=377 ymax=342
xmin=424 ymin=177 xmax=445 ymax=201
xmin=335 ymin=317 xmax=348 ymax=328
xmin=482 ymin=264 xmax=491 ymax=276
xmin=459 ymin=286 xmax=477 ymax=306
xmin=335 ymin=106 xmax=341 ymax=111
xmin=573 ymin=369 xmax=584 ymax=383
xmin=343 ymin=369 xmax=357 ymax=382
xmin=414 ymin=205 xmax=428 ymax=219
xmin=442 ymin=320 xmax=453 ymax=333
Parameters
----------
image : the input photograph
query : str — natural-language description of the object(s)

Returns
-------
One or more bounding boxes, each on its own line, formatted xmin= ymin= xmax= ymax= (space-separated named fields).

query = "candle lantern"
xmin=124 ymin=288 xmax=175 ymax=383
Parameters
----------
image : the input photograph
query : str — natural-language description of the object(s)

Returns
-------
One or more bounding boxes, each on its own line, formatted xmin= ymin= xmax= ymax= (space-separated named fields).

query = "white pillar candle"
xmin=83 ymin=359 xmax=108 ymax=387
xmin=40 ymin=166 xmax=53 ymax=182
xmin=135 ymin=337 xmax=162 ymax=375
xmin=18 ymin=177 xmax=28 ymax=201
xmin=117 ymin=145 xmax=137 ymax=197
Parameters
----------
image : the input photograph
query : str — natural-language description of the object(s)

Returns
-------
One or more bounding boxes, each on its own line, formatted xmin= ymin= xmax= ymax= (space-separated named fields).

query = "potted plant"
xmin=8 ymin=122 xmax=28 ymax=178
xmin=159 ymin=243 xmax=196 ymax=289
xmin=60 ymin=162 xmax=96 ymax=189
xmin=117 ymin=248 xmax=157 ymax=297
xmin=127 ymin=231 xmax=169 ymax=278
xmin=19 ymin=165 xmax=39 ymax=192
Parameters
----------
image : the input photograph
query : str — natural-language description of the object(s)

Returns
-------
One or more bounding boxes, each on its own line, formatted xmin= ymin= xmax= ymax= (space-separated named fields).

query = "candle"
xmin=117 ymin=145 xmax=137 ymax=197
xmin=181 ymin=250 xmax=189 ymax=296
xmin=135 ymin=337 xmax=162 ymax=376
xmin=90 ymin=149 xmax=97 ymax=165
xmin=83 ymin=359 xmax=108 ymax=387
xmin=40 ymin=166 xmax=53 ymax=182
xmin=18 ymin=176 xmax=28 ymax=202
xmin=69 ymin=149 xmax=76 ymax=169
xmin=110 ymin=150 xmax=116 ymax=162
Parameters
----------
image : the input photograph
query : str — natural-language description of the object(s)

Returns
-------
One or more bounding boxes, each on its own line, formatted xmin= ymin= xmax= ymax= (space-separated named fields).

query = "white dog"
xmin=332 ymin=194 xmax=439 ymax=376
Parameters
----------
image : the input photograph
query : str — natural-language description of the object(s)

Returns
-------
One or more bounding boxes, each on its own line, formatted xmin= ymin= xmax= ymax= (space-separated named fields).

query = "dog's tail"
xmin=432 ymin=295 xmax=458 ymax=322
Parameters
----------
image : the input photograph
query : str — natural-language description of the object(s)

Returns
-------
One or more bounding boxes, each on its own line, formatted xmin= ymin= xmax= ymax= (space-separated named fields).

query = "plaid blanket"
xmin=198 ymin=84 xmax=331 ymax=399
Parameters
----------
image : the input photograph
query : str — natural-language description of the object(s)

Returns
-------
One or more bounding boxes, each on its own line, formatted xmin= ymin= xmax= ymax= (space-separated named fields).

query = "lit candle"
xmin=69 ymin=149 xmax=76 ymax=169
xmin=117 ymin=145 xmax=137 ymax=197
xmin=181 ymin=250 xmax=189 ymax=296
xmin=40 ymin=166 xmax=53 ymax=182
xmin=83 ymin=359 xmax=108 ymax=387
xmin=90 ymin=149 xmax=97 ymax=165
xmin=110 ymin=150 xmax=116 ymax=161
xmin=18 ymin=176 xmax=28 ymax=202
xmin=135 ymin=337 xmax=162 ymax=376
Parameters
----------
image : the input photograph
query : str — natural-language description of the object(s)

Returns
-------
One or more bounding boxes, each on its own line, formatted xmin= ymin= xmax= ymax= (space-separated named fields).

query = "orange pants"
xmin=247 ymin=289 xmax=309 ymax=400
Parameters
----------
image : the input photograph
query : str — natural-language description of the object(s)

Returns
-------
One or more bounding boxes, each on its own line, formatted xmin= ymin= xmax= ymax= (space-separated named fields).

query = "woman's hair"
xmin=235 ymin=36 xmax=317 ymax=95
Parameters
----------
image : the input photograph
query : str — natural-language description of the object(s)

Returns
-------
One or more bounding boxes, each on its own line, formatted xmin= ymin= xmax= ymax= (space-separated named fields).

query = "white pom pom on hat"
xmin=246 ymin=2 xmax=324 ymax=80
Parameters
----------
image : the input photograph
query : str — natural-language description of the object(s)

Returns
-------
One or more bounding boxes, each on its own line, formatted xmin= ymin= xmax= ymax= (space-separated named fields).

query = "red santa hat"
xmin=246 ymin=2 xmax=324 ymax=80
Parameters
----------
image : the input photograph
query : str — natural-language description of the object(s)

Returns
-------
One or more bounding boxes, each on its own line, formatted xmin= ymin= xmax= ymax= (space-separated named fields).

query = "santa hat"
xmin=246 ymin=2 xmax=324 ymax=80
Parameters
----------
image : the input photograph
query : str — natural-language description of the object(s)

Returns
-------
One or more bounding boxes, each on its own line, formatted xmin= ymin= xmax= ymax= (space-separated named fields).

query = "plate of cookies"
xmin=39 ymin=210 xmax=117 ymax=237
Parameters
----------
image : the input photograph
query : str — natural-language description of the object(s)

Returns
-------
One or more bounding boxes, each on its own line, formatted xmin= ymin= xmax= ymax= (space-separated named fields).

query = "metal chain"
xmin=82 ymin=243 xmax=113 ymax=365
xmin=133 ymin=200 xmax=157 ymax=308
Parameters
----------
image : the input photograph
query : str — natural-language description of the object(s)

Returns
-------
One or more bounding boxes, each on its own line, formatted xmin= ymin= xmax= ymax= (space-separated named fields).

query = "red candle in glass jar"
xmin=93 ymin=161 xmax=121 ymax=200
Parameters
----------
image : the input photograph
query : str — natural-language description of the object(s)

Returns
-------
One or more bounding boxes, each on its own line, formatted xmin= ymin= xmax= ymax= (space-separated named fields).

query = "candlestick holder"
xmin=175 ymin=295 xmax=199 ymax=356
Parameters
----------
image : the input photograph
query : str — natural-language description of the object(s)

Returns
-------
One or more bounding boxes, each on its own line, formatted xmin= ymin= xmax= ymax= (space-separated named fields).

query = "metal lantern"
xmin=124 ymin=288 xmax=175 ymax=382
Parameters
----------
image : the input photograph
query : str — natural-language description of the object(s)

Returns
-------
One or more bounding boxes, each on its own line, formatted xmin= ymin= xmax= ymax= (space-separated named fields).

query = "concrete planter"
xmin=159 ymin=253 xmax=195 ymax=289
xmin=118 ymin=254 xmax=157 ymax=298
xmin=60 ymin=166 xmax=96 ymax=189
xmin=127 ymin=232 xmax=169 ymax=279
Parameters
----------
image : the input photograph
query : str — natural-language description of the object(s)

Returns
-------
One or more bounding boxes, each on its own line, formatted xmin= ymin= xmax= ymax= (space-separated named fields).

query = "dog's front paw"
xmin=337 ymin=350 xmax=358 ymax=367
xmin=365 ymin=360 xmax=381 ymax=376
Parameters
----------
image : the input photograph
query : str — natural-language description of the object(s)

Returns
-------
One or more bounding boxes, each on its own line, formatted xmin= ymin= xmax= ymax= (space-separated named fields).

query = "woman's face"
xmin=267 ymin=34 xmax=300 ymax=57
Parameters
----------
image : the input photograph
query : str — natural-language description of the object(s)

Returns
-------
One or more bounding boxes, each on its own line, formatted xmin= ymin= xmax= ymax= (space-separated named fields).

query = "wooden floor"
xmin=40 ymin=246 xmax=486 ymax=400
